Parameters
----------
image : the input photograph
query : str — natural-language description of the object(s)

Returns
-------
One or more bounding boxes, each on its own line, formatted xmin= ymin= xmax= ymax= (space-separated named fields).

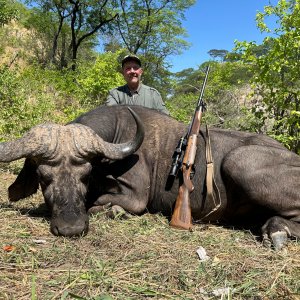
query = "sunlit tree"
xmin=0 ymin=0 xmax=19 ymax=26
xmin=235 ymin=0 xmax=300 ymax=153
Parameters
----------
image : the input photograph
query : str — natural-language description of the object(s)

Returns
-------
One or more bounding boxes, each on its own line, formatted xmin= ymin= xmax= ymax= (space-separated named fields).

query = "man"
xmin=105 ymin=54 xmax=169 ymax=115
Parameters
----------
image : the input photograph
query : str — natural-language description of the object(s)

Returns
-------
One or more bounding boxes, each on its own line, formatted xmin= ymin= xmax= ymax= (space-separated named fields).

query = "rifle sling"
xmin=201 ymin=126 xmax=222 ymax=220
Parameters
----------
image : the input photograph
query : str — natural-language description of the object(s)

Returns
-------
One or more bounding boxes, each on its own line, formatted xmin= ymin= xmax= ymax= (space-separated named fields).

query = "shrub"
xmin=77 ymin=51 xmax=125 ymax=106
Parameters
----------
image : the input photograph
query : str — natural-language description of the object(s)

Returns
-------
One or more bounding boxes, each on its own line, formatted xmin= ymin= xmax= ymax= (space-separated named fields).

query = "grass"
xmin=0 ymin=170 xmax=299 ymax=300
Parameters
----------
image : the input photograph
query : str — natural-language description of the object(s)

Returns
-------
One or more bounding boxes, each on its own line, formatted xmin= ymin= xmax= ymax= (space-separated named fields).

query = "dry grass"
xmin=0 ymin=169 xmax=299 ymax=300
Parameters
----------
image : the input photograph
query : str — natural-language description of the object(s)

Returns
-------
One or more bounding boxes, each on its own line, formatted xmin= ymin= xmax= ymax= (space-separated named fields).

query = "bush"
xmin=77 ymin=51 xmax=125 ymax=106
xmin=0 ymin=65 xmax=87 ymax=140
xmin=167 ymin=93 xmax=197 ymax=123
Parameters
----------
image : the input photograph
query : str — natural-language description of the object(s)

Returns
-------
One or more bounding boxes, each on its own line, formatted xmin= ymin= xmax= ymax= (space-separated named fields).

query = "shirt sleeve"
xmin=105 ymin=89 xmax=119 ymax=106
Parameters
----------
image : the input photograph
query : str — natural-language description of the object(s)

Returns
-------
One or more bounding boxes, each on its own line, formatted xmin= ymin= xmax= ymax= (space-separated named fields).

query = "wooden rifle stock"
xmin=169 ymin=112 xmax=203 ymax=230
xmin=170 ymin=66 xmax=210 ymax=230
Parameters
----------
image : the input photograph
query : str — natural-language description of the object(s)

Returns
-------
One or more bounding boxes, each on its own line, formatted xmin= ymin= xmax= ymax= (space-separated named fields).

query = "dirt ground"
xmin=0 ymin=167 xmax=299 ymax=300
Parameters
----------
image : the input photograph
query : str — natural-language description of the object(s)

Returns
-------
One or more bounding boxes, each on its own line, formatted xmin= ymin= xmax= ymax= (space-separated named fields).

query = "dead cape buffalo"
xmin=0 ymin=105 xmax=299 ymax=250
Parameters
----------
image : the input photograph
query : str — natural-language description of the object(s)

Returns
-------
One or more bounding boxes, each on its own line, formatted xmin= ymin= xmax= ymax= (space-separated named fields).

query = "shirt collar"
xmin=126 ymin=83 xmax=142 ymax=95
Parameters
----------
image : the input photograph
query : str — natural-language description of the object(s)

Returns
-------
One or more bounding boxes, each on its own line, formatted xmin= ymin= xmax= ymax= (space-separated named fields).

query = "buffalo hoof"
xmin=106 ymin=205 xmax=131 ymax=220
xmin=88 ymin=202 xmax=112 ymax=215
xmin=88 ymin=203 xmax=131 ymax=219
xmin=262 ymin=233 xmax=272 ymax=249
xmin=270 ymin=230 xmax=288 ymax=251
xmin=262 ymin=230 xmax=288 ymax=251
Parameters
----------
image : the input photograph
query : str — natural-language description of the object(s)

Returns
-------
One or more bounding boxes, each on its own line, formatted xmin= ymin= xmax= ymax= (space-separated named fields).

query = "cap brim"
xmin=122 ymin=56 xmax=141 ymax=67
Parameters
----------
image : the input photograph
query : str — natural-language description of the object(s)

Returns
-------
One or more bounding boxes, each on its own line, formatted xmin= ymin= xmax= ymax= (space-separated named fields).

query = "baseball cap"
xmin=121 ymin=54 xmax=142 ymax=68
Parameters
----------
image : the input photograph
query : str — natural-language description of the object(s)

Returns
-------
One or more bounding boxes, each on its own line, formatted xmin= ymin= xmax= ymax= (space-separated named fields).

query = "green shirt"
xmin=106 ymin=83 xmax=169 ymax=115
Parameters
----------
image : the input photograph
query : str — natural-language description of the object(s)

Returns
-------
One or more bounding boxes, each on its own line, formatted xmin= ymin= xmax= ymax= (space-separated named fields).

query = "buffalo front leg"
xmin=88 ymin=169 xmax=151 ymax=217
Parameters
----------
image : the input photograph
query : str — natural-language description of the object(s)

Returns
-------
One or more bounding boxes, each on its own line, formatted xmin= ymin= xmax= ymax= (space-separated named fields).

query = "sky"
xmin=170 ymin=0 xmax=277 ymax=72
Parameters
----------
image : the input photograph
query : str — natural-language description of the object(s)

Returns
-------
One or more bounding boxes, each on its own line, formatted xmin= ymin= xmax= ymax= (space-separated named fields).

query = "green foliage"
xmin=167 ymin=93 xmax=197 ymax=123
xmin=0 ymin=64 xmax=89 ymax=140
xmin=22 ymin=8 xmax=60 ymax=66
xmin=19 ymin=65 xmax=90 ymax=118
xmin=208 ymin=61 xmax=252 ymax=94
xmin=0 ymin=65 xmax=18 ymax=102
xmin=0 ymin=50 xmax=131 ymax=140
xmin=207 ymin=49 xmax=229 ymax=61
xmin=235 ymin=0 xmax=300 ymax=153
xmin=25 ymin=0 xmax=118 ymax=69
xmin=3 ymin=0 xmax=195 ymax=96
xmin=77 ymin=51 xmax=125 ymax=106
xmin=0 ymin=66 xmax=56 ymax=139
xmin=115 ymin=0 xmax=195 ymax=56
xmin=0 ymin=2 xmax=28 ymax=55
xmin=169 ymin=61 xmax=254 ymax=129
xmin=22 ymin=4 xmax=97 ymax=69
xmin=0 ymin=0 xmax=19 ymax=26
xmin=173 ymin=61 xmax=252 ymax=97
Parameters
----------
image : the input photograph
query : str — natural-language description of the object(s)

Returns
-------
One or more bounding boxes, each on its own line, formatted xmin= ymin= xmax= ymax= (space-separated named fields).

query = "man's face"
xmin=122 ymin=61 xmax=143 ymax=86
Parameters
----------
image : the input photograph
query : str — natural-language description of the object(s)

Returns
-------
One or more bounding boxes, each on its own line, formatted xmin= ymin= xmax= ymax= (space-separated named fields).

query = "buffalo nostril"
xmin=51 ymin=221 xmax=89 ymax=237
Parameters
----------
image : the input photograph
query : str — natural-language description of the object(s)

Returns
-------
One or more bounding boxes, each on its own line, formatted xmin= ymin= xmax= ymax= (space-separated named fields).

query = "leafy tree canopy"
xmin=0 ymin=0 xmax=19 ymax=26
xmin=207 ymin=49 xmax=229 ymax=61
xmin=24 ymin=0 xmax=119 ymax=69
xmin=235 ymin=0 xmax=300 ymax=153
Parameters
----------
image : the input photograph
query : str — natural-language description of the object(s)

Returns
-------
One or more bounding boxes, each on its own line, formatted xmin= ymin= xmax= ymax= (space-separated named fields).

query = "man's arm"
xmin=105 ymin=89 xmax=120 ymax=106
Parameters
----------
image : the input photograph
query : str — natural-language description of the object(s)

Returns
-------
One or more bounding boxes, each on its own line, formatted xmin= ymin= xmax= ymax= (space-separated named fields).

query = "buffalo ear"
xmin=8 ymin=158 xmax=39 ymax=201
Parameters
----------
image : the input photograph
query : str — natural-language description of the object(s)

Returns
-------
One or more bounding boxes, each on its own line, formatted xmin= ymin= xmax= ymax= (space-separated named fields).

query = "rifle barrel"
xmin=186 ymin=65 xmax=210 ymax=137
xmin=197 ymin=65 xmax=210 ymax=108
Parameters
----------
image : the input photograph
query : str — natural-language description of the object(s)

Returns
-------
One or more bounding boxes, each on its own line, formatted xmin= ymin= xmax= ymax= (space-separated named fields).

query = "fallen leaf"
xmin=3 ymin=245 xmax=15 ymax=252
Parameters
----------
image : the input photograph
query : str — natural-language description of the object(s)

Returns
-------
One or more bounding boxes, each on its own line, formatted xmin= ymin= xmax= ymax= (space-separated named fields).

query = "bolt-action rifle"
xmin=169 ymin=65 xmax=210 ymax=230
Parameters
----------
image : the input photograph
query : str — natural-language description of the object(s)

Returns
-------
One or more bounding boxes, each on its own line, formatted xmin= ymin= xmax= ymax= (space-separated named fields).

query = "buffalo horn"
xmin=0 ymin=123 xmax=57 ymax=162
xmin=74 ymin=107 xmax=145 ymax=160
